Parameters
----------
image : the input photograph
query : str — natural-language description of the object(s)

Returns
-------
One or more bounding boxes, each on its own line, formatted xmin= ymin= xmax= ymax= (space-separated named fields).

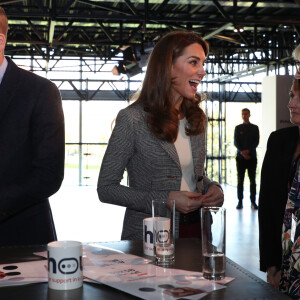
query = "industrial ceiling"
xmin=1 ymin=0 xmax=299 ymax=66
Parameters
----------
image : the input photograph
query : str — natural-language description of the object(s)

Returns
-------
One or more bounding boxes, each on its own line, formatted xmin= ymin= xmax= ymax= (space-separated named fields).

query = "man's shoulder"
xmin=249 ymin=123 xmax=259 ymax=130
xmin=235 ymin=123 xmax=243 ymax=129
xmin=6 ymin=57 xmax=56 ymax=87
xmin=18 ymin=67 xmax=54 ymax=86
xmin=238 ymin=123 xmax=259 ymax=130
xmin=271 ymin=126 xmax=298 ymax=139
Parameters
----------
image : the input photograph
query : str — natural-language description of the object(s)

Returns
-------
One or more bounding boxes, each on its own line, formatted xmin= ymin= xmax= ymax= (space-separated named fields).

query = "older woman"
xmin=279 ymin=78 xmax=300 ymax=298
xmin=97 ymin=30 xmax=224 ymax=241
xmin=259 ymin=78 xmax=300 ymax=298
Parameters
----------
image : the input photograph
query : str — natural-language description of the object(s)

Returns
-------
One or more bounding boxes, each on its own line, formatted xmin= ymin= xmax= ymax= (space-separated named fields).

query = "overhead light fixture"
xmin=111 ymin=63 xmax=126 ymax=76
xmin=112 ymin=45 xmax=142 ymax=77
xmin=125 ymin=62 xmax=142 ymax=78
xmin=111 ymin=61 xmax=142 ymax=78
xmin=234 ymin=27 xmax=244 ymax=33
xmin=120 ymin=45 xmax=137 ymax=62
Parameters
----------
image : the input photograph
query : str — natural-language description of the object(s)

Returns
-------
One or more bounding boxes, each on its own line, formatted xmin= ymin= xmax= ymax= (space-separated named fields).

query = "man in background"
xmin=234 ymin=108 xmax=259 ymax=209
xmin=0 ymin=6 xmax=65 ymax=245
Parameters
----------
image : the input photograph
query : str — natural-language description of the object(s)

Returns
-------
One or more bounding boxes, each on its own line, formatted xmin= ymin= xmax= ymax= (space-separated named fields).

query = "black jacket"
xmin=258 ymin=125 xmax=299 ymax=272
xmin=234 ymin=123 xmax=259 ymax=159
xmin=0 ymin=57 xmax=65 ymax=246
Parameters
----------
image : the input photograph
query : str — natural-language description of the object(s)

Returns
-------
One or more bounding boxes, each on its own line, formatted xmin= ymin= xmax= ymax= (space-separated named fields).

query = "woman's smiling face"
xmin=170 ymin=43 xmax=207 ymax=102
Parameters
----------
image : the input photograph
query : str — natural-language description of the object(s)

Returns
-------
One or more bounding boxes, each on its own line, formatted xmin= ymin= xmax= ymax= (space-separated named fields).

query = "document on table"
xmin=0 ymin=260 xmax=48 ymax=286
xmin=84 ymin=262 xmax=228 ymax=299
xmin=0 ymin=243 xmax=234 ymax=299
xmin=82 ymin=244 xmax=231 ymax=300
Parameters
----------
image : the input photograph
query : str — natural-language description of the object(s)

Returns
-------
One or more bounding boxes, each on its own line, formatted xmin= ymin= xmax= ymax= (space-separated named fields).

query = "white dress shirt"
xmin=0 ymin=56 xmax=8 ymax=84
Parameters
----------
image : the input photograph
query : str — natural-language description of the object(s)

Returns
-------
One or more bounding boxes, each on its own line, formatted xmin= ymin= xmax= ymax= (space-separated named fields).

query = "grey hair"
xmin=292 ymin=44 xmax=300 ymax=61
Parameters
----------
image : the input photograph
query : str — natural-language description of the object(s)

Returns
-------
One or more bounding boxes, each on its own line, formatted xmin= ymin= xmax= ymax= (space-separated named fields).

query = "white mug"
xmin=48 ymin=240 xmax=83 ymax=290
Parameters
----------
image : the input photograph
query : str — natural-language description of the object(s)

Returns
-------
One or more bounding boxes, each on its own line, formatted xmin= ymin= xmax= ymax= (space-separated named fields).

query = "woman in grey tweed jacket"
xmin=97 ymin=30 xmax=224 ymax=240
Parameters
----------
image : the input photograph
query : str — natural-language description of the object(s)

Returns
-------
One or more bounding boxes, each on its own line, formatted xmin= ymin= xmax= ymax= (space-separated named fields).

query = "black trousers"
xmin=236 ymin=157 xmax=257 ymax=202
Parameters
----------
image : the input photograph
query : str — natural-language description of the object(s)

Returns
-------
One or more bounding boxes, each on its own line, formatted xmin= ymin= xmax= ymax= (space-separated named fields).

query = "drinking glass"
xmin=152 ymin=199 xmax=175 ymax=266
xmin=201 ymin=207 xmax=226 ymax=280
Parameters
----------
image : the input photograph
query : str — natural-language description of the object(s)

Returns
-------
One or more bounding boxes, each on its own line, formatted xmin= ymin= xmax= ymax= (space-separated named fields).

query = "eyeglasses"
xmin=296 ymin=61 xmax=300 ymax=73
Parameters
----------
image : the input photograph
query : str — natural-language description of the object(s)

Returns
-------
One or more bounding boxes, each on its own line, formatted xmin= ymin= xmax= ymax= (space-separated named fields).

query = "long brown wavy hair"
xmin=132 ymin=30 xmax=209 ymax=142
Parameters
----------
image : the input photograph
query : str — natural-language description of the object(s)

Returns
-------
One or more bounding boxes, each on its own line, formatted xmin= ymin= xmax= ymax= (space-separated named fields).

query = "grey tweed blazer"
xmin=97 ymin=103 xmax=217 ymax=240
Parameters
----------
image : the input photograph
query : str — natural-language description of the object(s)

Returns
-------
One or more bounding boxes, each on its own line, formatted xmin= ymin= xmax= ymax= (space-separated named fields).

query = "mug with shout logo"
xmin=48 ymin=240 xmax=83 ymax=290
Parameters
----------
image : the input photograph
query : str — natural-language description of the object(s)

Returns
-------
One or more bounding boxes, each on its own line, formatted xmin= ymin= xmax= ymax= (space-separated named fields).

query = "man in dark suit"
xmin=0 ymin=7 xmax=65 ymax=246
xmin=234 ymin=108 xmax=259 ymax=210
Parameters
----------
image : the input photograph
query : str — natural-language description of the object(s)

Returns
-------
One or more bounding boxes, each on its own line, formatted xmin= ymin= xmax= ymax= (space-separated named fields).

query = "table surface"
xmin=0 ymin=238 xmax=290 ymax=300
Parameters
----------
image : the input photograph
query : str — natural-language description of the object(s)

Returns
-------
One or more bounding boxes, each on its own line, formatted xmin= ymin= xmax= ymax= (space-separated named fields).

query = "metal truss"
xmin=2 ymin=0 xmax=300 ymax=70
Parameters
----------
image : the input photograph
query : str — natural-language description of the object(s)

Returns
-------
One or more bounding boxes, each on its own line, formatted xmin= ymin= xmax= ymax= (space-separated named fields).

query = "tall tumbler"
xmin=152 ymin=199 xmax=175 ymax=266
xmin=201 ymin=207 xmax=226 ymax=280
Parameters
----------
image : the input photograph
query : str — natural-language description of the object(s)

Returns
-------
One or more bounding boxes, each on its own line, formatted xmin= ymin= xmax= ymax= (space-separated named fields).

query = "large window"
xmin=13 ymin=55 xmax=265 ymax=188
xmin=63 ymin=100 xmax=128 ymax=186
xmin=62 ymin=97 xmax=262 ymax=189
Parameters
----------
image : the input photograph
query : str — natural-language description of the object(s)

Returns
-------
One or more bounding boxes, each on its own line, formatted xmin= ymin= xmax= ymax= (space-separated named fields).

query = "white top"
xmin=174 ymin=118 xmax=197 ymax=192
xmin=0 ymin=57 xmax=8 ymax=84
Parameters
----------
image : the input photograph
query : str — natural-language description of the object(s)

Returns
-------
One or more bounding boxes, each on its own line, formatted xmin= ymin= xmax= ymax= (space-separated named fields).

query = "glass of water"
xmin=152 ymin=199 xmax=175 ymax=266
xmin=201 ymin=207 xmax=226 ymax=280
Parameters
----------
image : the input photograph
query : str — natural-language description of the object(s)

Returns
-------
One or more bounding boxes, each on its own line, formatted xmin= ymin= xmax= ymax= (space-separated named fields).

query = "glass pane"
xmin=64 ymin=144 xmax=80 ymax=185
xmin=82 ymin=101 xmax=128 ymax=143
xmin=81 ymin=144 xmax=106 ymax=186
xmin=81 ymin=144 xmax=128 ymax=186
xmin=63 ymin=101 xmax=80 ymax=143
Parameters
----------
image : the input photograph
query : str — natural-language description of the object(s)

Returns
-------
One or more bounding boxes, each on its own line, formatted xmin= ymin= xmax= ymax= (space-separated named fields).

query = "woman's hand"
xmin=196 ymin=185 xmax=224 ymax=207
xmin=267 ymin=266 xmax=281 ymax=289
xmin=167 ymin=185 xmax=224 ymax=213
xmin=167 ymin=191 xmax=203 ymax=214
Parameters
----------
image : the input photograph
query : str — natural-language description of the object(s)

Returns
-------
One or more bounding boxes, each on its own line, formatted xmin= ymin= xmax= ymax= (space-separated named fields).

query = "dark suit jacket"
xmin=0 ymin=57 xmax=65 ymax=246
xmin=97 ymin=103 xmax=219 ymax=240
xmin=234 ymin=122 xmax=259 ymax=159
xmin=258 ymin=125 xmax=299 ymax=272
